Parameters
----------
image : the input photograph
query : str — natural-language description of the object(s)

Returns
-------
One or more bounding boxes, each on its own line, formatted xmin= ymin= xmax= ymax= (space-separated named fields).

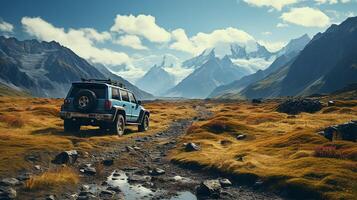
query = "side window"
xmin=112 ymin=88 xmax=121 ymax=100
xmin=129 ymin=92 xmax=137 ymax=104
xmin=120 ymin=90 xmax=129 ymax=102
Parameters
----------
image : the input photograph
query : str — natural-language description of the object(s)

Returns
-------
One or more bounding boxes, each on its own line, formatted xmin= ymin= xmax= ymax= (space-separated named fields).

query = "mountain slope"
xmin=209 ymin=34 xmax=310 ymax=98
xmin=136 ymin=57 xmax=176 ymax=96
xmin=0 ymin=36 xmax=153 ymax=99
xmin=166 ymin=53 xmax=250 ymax=98
xmin=238 ymin=17 xmax=357 ymax=99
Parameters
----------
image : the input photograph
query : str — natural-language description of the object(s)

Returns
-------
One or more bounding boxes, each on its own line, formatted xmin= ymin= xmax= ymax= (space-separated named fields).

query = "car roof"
xmin=72 ymin=82 xmax=132 ymax=93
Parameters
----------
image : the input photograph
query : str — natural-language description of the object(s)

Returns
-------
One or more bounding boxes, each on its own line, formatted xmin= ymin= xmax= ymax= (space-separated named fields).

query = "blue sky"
xmin=0 ymin=0 xmax=356 ymax=81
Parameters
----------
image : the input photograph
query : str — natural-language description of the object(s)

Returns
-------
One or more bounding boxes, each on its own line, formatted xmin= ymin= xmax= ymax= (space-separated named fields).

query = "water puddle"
xmin=107 ymin=171 xmax=197 ymax=200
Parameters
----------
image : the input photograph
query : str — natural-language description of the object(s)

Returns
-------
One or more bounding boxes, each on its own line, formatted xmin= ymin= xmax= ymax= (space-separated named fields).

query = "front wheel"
xmin=138 ymin=115 xmax=149 ymax=132
xmin=64 ymin=120 xmax=80 ymax=132
xmin=113 ymin=114 xmax=125 ymax=136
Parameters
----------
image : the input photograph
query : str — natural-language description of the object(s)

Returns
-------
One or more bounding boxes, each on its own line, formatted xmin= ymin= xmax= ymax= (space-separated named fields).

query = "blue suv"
xmin=60 ymin=79 xmax=150 ymax=136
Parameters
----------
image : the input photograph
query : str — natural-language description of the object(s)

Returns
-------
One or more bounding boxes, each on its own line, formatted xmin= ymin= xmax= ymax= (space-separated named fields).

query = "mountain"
xmin=0 ymin=36 xmax=153 ymax=99
xmin=0 ymin=82 xmax=30 ymax=97
xmin=182 ymin=49 xmax=215 ymax=69
xmin=209 ymin=34 xmax=310 ymax=98
xmin=230 ymin=42 xmax=274 ymax=60
xmin=135 ymin=56 xmax=176 ymax=96
xmin=165 ymin=51 xmax=250 ymax=98
xmin=234 ymin=17 xmax=357 ymax=99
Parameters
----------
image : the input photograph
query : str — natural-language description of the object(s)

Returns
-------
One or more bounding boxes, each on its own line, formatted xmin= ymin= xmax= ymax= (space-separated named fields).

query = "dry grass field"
xmin=170 ymin=99 xmax=357 ymax=199
xmin=0 ymin=96 xmax=196 ymax=179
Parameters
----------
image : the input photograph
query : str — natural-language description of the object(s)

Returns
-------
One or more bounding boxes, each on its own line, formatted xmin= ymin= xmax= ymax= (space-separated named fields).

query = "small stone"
xmin=52 ymin=150 xmax=78 ymax=165
xmin=133 ymin=146 xmax=141 ymax=151
xmin=0 ymin=187 xmax=17 ymax=199
xmin=327 ymin=100 xmax=335 ymax=107
xmin=149 ymin=168 xmax=165 ymax=176
xmin=126 ymin=146 xmax=135 ymax=152
xmin=219 ymin=178 xmax=232 ymax=187
xmin=17 ymin=173 xmax=31 ymax=181
xmin=102 ymin=159 xmax=114 ymax=166
xmin=99 ymin=190 xmax=115 ymax=198
xmin=127 ymin=174 xmax=151 ymax=183
xmin=185 ymin=143 xmax=200 ymax=152
xmin=45 ymin=194 xmax=56 ymax=200
xmin=196 ymin=180 xmax=221 ymax=198
xmin=236 ymin=134 xmax=246 ymax=140
xmin=34 ymin=165 xmax=41 ymax=170
xmin=107 ymin=186 xmax=122 ymax=193
xmin=0 ymin=178 xmax=20 ymax=186
xmin=81 ymin=166 xmax=96 ymax=176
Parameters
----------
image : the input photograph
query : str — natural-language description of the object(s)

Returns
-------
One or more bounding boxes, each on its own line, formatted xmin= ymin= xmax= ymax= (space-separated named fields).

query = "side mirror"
xmin=137 ymin=100 xmax=142 ymax=105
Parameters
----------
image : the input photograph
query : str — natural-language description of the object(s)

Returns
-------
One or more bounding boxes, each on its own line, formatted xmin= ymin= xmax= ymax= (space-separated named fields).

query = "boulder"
xmin=52 ymin=150 xmax=78 ymax=165
xmin=277 ymin=98 xmax=323 ymax=114
xmin=321 ymin=121 xmax=357 ymax=142
xmin=0 ymin=187 xmax=16 ymax=199
xmin=184 ymin=143 xmax=200 ymax=152
xmin=196 ymin=180 xmax=221 ymax=198
xmin=0 ymin=178 xmax=20 ymax=187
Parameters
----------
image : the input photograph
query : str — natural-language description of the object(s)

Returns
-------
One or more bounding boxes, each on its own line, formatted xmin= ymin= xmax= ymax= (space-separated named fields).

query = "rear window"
xmin=68 ymin=84 xmax=107 ymax=99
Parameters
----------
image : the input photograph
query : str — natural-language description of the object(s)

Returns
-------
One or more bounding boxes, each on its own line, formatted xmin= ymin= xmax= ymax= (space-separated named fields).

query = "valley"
xmin=0 ymin=95 xmax=356 ymax=200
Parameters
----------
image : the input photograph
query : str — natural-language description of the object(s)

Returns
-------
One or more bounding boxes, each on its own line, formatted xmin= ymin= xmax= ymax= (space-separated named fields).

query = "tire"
xmin=138 ymin=114 xmax=149 ymax=132
xmin=73 ymin=89 xmax=97 ymax=112
xmin=64 ymin=120 xmax=80 ymax=132
xmin=113 ymin=114 xmax=125 ymax=136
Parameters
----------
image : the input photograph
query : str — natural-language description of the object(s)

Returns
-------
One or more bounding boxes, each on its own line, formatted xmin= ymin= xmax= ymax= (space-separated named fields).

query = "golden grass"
xmin=25 ymin=167 xmax=79 ymax=190
xmin=0 ymin=97 xmax=197 ymax=176
xmin=170 ymin=100 xmax=357 ymax=199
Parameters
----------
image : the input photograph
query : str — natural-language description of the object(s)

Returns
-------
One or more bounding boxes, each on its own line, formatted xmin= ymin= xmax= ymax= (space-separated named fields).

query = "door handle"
xmin=123 ymin=104 xmax=126 ymax=107
xmin=131 ymin=105 xmax=134 ymax=108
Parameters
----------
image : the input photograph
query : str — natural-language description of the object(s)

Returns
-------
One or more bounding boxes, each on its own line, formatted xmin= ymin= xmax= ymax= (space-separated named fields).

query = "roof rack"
xmin=80 ymin=78 xmax=126 ymax=88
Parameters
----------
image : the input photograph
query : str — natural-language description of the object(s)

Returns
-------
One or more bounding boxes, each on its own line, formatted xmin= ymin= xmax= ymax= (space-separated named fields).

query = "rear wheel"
xmin=138 ymin=114 xmax=149 ymax=132
xmin=64 ymin=120 xmax=80 ymax=132
xmin=113 ymin=114 xmax=125 ymax=136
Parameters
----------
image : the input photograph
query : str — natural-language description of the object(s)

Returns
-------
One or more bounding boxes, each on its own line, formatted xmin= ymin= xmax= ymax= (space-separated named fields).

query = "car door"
xmin=111 ymin=87 xmax=121 ymax=107
xmin=119 ymin=89 xmax=132 ymax=121
xmin=128 ymin=92 xmax=140 ymax=122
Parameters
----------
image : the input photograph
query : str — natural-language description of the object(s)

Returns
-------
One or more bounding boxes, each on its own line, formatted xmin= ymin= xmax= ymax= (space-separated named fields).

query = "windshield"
xmin=68 ymin=84 xmax=107 ymax=99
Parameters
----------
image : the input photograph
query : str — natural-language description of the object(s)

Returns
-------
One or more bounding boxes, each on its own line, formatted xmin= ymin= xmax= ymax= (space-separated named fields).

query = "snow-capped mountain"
xmin=230 ymin=42 xmax=274 ymax=60
xmin=136 ymin=56 xmax=176 ymax=96
xmin=181 ymin=49 xmax=215 ymax=69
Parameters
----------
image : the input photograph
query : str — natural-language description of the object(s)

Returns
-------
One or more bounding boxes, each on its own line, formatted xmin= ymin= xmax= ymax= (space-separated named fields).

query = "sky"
xmin=0 ymin=0 xmax=356 ymax=81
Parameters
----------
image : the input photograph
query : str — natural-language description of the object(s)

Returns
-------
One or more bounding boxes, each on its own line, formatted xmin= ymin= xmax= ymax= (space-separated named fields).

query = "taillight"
xmin=64 ymin=99 xmax=71 ymax=104
xmin=104 ymin=100 xmax=112 ymax=110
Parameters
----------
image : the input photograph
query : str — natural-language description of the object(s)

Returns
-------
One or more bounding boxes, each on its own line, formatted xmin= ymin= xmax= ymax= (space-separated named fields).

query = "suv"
xmin=60 ymin=79 xmax=150 ymax=136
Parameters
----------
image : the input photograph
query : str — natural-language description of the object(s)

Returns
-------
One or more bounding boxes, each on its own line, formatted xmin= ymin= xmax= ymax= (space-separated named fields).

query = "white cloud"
xmin=258 ymin=40 xmax=287 ymax=52
xmin=243 ymin=0 xmax=299 ymax=11
xmin=170 ymin=27 xmax=256 ymax=55
xmin=315 ymin=0 xmax=351 ymax=4
xmin=110 ymin=14 xmax=171 ymax=43
xmin=21 ymin=17 xmax=130 ymax=66
xmin=276 ymin=23 xmax=289 ymax=28
xmin=261 ymin=31 xmax=272 ymax=35
xmin=0 ymin=20 xmax=14 ymax=33
xmin=79 ymin=28 xmax=111 ymax=42
xmin=281 ymin=7 xmax=331 ymax=27
xmin=115 ymin=35 xmax=148 ymax=50
xmin=232 ymin=57 xmax=275 ymax=73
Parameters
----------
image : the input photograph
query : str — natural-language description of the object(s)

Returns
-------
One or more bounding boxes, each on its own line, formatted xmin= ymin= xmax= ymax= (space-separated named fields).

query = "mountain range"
xmin=135 ymin=56 xmax=176 ymax=96
xmin=0 ymin=36 xmax=153 ymax=99
xmin=216 ymin=17 xmax=357 ymax=99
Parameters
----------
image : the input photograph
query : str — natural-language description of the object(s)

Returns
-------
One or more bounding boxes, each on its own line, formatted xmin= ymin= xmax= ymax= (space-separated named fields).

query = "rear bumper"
xmin=60 ymin=111 xmax=114 ymax=122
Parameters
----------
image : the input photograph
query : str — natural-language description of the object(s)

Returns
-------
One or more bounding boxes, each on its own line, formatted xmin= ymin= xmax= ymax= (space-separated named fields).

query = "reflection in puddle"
xmin=107 ymin=171 xmax=197 ymax=200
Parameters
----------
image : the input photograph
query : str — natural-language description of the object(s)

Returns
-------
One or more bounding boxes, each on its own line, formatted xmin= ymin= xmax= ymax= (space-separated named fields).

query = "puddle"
xmin=107 ymin=171 xmax=197 ymax=200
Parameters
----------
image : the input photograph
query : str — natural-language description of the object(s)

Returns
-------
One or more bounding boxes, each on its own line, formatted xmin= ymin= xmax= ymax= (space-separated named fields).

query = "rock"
xmin=80 ymin=185 xmax=90 ymax=191
xmin=0 ymin=178 xmax=20 ymax=187
xmin=327 ymin=100 xmax=335 ymax=107
xmin=52 ymin=150 xmax=78 ymax=165
xmin=34 ymin=165 xmax=41 ymax=170
xmin=125 ymin=146 xmax=135 ymax=152
xmin=45 ymin=194 xmax=56 ymax=200
xmin=0 ymin=187 xmax=16 ymax=199
xmin=102 ymin=159 xmax=114 ymax=166
xmin=321 ymin=121 xmax=357 ymax=142
xmin=106 ymin=186 xmax=121 ymax=193
xmin=277 ymin=98 xmax=323 ymax=115
xmin=184 ymin=143 xmax=200 ymax=152
xmin=252 ymin=99 xmax=262 ymax=104
xmin=236 ymin=134 xmax=246 ymax=140
xmin=253 ymin=180 xmax=264 ymax=189
xmin=219 ymin=178 xmax=232 ymax=187
xmin=127 ymin=174 xmax=151 ymax=183
xmin=196 ymin=180 xmax=221 ymax=198
xmin=80 ymin=165 xmax=96 ymax=176
xmin=99 ymin=190 xmax=115 ymax=198
xmin=17 ymin=173 xmax=31 ymax=181
xmin=133 ymin=146 xmax=141 ymax=151
xmin=149 ymin=168 xmax=165 ymax=176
